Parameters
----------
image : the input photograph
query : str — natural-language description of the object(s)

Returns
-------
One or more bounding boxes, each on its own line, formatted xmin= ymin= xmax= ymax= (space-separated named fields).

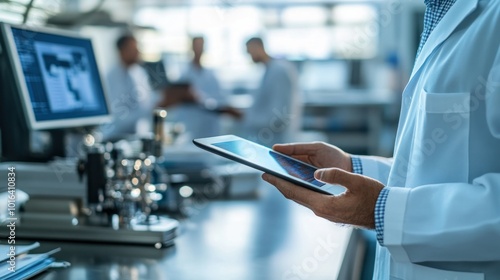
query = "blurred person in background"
xmin=169 ymin=36 xmax=241 ymax=139
xmin=102 ymin=33 xmax=195 ymax=141
xmin=102 ymin=34 xmax=159 ymax=141
xmin=243 ymin=37 xmax=301 ymax=146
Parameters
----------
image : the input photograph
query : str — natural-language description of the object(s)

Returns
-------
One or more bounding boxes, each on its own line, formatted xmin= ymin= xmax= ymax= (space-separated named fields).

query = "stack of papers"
xmin=0 ymin=242 xmax=69 ymax=280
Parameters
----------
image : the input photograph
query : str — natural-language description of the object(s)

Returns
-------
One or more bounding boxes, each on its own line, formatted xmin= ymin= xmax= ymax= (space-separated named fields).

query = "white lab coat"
xmin=359 ymin=0 xmax=500 ymax=279
xmin=101 ymin=63 xmax=156 ymax=140
xmin=168 ymin=63 xmax=226 ymax=139
xmin=243 ymin=59 xmax=301 ymax=146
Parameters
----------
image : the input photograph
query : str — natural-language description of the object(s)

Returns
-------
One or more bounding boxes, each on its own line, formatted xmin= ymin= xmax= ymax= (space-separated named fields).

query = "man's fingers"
xmin=262 ymin=173 xmax=299 ymax=200
xmin=272 ymin=142 xmax=323 ymax=156
xmin=288 ymin=155 xmax=312 ymax=164
xmin=262 ymin=173 xmax=325 ymax=208
xmin=314 ymin=168 xmax=361 ymax=192
xmin=272 ymin=144 xmax=298 ymax=155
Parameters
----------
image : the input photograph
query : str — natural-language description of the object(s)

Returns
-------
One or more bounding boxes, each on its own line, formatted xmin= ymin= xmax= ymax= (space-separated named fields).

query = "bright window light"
xmin=282 ymin=6 xmax=328 ymax=26
xmin=137 ymin=30 xmax=164 ymax=62
xmin=332 ymin=4 xmax=378 ymax=24
xmin=332 ymin=25 xmax=378 ymax=59
xmin=134 ymin=7 xmax=189 ymax=33
xmin=188 ymin=6 xmax=223 ymax=34
xmin=263 ymin=8 xmax=280 ymax=26
xmin=266 ymin=27 xmax=332 ymax=59
xmin=224 ymin=6 xmax=262 ymax=32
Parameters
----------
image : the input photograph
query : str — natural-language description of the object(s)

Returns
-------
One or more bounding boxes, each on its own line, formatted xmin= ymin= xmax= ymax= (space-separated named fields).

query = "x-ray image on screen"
xmin=35 ymin=42 xmax=99 ymax=113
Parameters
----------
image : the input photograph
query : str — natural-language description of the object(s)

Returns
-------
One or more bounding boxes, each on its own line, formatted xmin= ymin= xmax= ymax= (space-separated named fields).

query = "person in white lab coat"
xmin=263 ymin=0 xmax=500 ymax=279
xmin=243 ymin=37 xmax=301 ymax=146
xmin=101 ymin=34 xmax=158 ymax=141
xmin=169 ymin=36 xmax=241 ymax=139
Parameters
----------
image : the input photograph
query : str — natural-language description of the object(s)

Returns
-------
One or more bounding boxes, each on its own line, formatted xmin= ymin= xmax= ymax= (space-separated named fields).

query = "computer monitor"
xmin=0 ymin=23 xmax=111 ymax=161
xmin=0 ymin=23 xmax=111 ymax=130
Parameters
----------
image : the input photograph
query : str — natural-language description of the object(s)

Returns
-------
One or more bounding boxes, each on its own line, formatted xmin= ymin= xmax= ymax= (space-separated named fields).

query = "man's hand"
xmin=217 ymin=106 xmax=244 ymax=120
xmin=157 ymin=86 xmax=199 ymax=108
xmin=273 ymin=142 xmax=353 ymax=172
xmin=262 ymin=168 xmax=384 ymax=229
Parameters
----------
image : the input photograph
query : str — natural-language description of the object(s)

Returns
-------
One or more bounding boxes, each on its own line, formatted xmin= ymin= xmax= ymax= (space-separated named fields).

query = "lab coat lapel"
xmin=410 ymin=0 xmax=479 ymax=79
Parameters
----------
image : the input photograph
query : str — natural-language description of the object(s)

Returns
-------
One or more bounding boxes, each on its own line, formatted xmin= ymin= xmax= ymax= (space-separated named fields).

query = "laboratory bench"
xmin=30 ymin=183 xmax=365 ymax=280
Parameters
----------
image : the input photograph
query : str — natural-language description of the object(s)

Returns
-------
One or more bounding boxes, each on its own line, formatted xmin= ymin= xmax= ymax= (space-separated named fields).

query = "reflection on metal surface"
xmin=30 ymin=184 xmax=360 ymax=280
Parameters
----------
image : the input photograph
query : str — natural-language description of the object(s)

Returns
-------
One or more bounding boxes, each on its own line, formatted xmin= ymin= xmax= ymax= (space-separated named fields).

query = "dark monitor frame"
xmin=0 ymin=23 xmax=111 ymax=131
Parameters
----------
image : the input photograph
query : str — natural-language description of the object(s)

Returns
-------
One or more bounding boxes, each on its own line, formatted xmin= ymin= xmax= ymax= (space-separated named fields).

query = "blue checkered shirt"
xmin=352 ymin=156 xmax=389 ymax=244
xmin=417 ymin=0 xmax=457 ymax=56
xmin=351 ymin=156 xmax=363 ymax=174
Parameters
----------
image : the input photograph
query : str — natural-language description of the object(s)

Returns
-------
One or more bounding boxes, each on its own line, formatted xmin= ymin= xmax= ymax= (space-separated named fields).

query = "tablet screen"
xmin=213 ymin=140 xmax=325 ymax=187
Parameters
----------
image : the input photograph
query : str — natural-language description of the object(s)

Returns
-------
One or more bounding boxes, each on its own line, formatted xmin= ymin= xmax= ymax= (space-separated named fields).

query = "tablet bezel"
xmin=193 ymin=135 xmax=343 ymax=195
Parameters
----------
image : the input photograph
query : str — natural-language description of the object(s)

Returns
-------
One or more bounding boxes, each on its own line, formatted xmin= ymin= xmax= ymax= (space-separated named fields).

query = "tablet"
xmin=193 ymin=135 xmax=346 ymax=195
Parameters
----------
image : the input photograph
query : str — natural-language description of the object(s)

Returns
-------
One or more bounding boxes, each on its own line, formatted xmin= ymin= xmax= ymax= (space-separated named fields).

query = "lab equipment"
xmin=0 ymin=23 xmax=179 ymax=246
xmin=152 ymin=109 xmax=168 ymax=157
xmin=1 ymin=137 xmax=180 ymax=247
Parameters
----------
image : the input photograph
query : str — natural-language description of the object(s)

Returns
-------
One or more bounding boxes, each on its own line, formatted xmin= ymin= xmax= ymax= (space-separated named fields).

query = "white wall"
xmin=79 ymin=27 xmax=123 ymax=77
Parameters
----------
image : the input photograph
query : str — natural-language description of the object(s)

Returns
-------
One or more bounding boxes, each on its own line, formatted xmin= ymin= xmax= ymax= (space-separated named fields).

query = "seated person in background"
xmin=168 ymin=36 xmax=241 ymax=140
xmin=241 ymin=37 xmax=301 ymax=146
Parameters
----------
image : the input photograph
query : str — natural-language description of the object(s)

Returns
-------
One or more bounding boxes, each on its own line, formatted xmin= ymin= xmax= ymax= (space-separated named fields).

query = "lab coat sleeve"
xmin=358 ymin=156 xmax=393 ymax=185
xmin=486 ymin=55 xmax=500 ymax=138
xmin=383 ymin=174 xmax=500 ymax=263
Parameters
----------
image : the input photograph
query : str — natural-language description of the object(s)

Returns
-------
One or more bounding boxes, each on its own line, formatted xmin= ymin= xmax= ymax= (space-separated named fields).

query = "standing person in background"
xmin=102 ymin=34 xmax=158 ymax=141
xmin=170 ymin=36 xmax=241 ymax=139
xmin=243 ymin=37 xmax=301 ymax=146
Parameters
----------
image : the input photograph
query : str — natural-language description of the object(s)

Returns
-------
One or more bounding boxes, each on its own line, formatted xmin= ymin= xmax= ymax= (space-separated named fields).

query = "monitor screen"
xmin=1 ymin=23 xmax=110 ymax=130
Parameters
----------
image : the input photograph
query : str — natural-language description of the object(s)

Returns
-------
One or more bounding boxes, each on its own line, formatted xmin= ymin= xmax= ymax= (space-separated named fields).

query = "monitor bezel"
xmin=0 ymin=22 xmax=112 ymax=130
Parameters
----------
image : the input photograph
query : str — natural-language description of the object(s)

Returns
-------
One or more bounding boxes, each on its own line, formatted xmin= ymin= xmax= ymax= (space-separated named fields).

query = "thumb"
xmin=314 ymin=168 xmax=361 ymax=192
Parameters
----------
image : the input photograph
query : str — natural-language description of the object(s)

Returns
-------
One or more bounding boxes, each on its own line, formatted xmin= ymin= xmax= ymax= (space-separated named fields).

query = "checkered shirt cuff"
xmin=375 ymin=187 xmax=390 ymax=245
xmin=351 ymin=156 xmax=363 ymax=174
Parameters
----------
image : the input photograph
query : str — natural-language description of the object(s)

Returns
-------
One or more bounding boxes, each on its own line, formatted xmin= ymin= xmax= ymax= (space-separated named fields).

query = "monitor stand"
xmin=0 ymin=128 xmax=67 ymax=162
